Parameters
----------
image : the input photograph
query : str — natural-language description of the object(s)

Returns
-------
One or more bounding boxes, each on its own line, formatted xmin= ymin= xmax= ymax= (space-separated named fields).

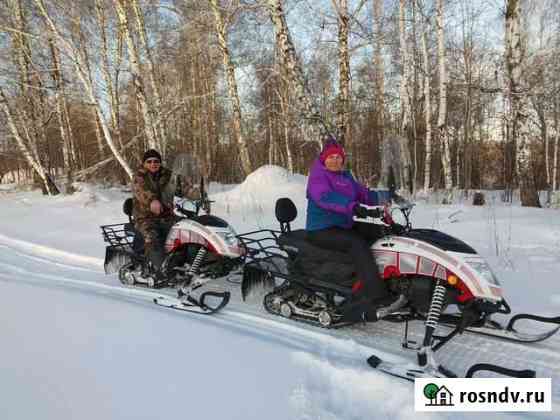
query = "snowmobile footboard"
xmin=237 ymin=230 xmax=290 ymax=300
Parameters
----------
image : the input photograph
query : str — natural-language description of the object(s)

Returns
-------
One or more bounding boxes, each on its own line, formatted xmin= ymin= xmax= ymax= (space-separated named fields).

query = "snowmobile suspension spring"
xmin=425 ymin=281 xmax=446 ymax=330
xmin=188 ymin=247 xmax=207 ymax=276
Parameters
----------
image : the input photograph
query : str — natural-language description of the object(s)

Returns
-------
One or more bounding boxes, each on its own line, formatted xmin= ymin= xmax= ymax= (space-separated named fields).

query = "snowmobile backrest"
xmin=275 ymin=198 xmax=297 ymax=233
xmin=123 ymin=198 xmax=133 ymax=222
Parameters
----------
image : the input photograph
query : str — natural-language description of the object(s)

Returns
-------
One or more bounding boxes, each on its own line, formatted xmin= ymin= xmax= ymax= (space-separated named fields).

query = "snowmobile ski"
xmin=366 ymin=354 xmax=457 ymax=381
xmin=153 ymin=291 xmax=230 ymax=315
xmin=441 ymin=313 xmax=560 ymax=344
xmin=366 ymin=354 xmax=536 ymax=380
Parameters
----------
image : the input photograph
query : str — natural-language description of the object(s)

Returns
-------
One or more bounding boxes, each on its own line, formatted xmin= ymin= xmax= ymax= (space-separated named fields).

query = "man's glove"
xmin=391 ymin=223 xmax=405 ymax=234
xmin=150 ymin=199 xmax=162 ymax=215
xmin=353 ymin=204 xmax=369 ymax=218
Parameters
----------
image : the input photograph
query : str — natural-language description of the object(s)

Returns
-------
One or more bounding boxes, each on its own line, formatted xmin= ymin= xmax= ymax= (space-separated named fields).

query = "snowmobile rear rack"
xmin=100 ymin=223 xmax=134 ymax=250
xmin=237 ymin=229 xmax=292 ymax=300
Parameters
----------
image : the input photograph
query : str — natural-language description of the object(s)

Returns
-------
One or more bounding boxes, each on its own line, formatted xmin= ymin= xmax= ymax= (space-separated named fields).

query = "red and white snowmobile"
xmin=238 ymin=195 xmax=560 ymax=379
xmin=100 ymin=155 xmax=244 ymax=314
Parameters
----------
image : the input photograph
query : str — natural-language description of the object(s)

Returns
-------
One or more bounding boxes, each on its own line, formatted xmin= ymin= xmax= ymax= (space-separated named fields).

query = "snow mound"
xmin=211 ymin=165 xmax=307 ymax=212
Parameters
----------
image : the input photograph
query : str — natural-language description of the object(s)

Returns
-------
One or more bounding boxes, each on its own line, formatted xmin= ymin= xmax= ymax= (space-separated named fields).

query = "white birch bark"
xmin=553 ymin=132 xmax=559 ymax=191
xmin=420 ymin=6 xmax=432 ymax=192
xmin=95 ymin=0 xmax=123 ymax=149
xmin=0 ymin=88 xmax=54 ymax=194
xmin=436 ymin=0 xmax=453 ymax=193
xmin=505 ymin=0 xmax=540 ymax=206
xmin=373 ymin=0 xmax=385 ymax=183
xmin=114 ymin=0 xmax=159 ymax=151
xmin=397 ymin=0 xmax=412 ymax=192
xmin=48 ymin=36 xmax=74 ymax=193
xmin=131 ymin=0 xmax=168 ymax=150
xmin=34 ymin=0 xmax=133 ymax=178
xmin=333 ymin=0 xmax=350 ymax=146
xmin=209 ymin=0 xmax=252 ymax=175
xmin=266 ymin=0 xmax=323 ymax=148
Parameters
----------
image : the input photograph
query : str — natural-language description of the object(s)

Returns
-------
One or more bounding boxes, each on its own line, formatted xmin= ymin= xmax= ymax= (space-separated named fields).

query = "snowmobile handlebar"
xmin=173 ymin=195 xmax=214 ymax=218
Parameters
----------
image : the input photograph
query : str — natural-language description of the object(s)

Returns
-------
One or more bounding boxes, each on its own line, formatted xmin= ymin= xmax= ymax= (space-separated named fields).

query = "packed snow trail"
xmin=1 ymin=240 xmax=560 ymax=409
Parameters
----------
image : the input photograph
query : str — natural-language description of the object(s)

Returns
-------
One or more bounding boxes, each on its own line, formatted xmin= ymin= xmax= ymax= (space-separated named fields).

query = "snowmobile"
xmin=100 ymin=155 xmax=243 ymax=314
xmin=238 ymin=193 xmax=560 ymax=379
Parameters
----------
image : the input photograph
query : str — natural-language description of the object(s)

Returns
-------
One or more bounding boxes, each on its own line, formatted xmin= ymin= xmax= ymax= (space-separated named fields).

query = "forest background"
xmin=0 ymin=0 xmax=557 ymax=207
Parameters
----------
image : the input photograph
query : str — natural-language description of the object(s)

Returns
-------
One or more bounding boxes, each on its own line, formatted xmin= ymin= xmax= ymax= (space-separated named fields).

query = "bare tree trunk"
xmin=48 ymin=36 xmax=74 ymax=193
xmin=209 ymin=0 xmax=252 ymax=176
xmin=131 ymin=0 xmax=167 ymax=150
xmin=436 ymin=0 xmax=453 ymax=196
xmin=266 ymin=0 xmax=323 ymax=148
xmin=114 ymin=0 xmax=159 ymax=150
xmin=373 ymin=0 xmax=385 ymax=184
xmin=34 ymin=0 xmax=133 ymax=178
xmin=397 ymin=0 xmax=413 ymax=192
xmin=7 ymin=0 xmax=58 ymax=195
xmin=0 ymin=88 xmax=56 ymax=194
xmin=420 ymin=2 xmax=432 ymax=192
xmin=553 ymin=79 xmax=559 ymax=192
xmin=505 ymin=0 xmax=540 ymax=207
xmin=95 ymin=0 xmax=124 ymax=150
xmin=333 ymin=0 xmax=350 ymax=148
xmin=276 ymin=88 xmax=294 ymax=172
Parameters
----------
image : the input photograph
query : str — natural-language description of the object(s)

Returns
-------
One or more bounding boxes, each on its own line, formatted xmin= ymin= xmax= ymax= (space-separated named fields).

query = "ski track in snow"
xmin=2 ymin=235 xmax=560 ymax=414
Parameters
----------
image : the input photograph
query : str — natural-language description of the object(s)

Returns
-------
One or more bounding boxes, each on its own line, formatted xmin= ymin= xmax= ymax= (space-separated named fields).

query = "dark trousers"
xmin=135 ymin=218 xmax=175 ymax=270
xmin=306 ymin=225 xmax=389 ymax=302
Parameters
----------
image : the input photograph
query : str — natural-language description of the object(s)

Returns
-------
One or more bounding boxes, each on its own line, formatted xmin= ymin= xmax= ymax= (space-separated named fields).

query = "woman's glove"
xmin=353 ymin=204 xmax=369 ymax=218
xmin=367 ymin=208 xmax=383 ymax=218
xmin=354 ymin=205 xmax=382 ymax=219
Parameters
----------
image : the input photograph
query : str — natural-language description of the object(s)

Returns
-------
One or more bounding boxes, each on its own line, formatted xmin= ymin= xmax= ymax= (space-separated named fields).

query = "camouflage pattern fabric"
xmin=132 ymin=165 xmax=173 ymax=269
xmin=135 ymin=218 xmax=175 ymax=269
xmin=131 ymin=165 xmax=173 ymax=221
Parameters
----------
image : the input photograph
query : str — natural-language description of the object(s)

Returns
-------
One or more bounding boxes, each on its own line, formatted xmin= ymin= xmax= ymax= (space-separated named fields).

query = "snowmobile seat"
xmin=278 ymin=230 xmax=354 ymax=286
xmin=277 ymin=230 xmax=353 ymax=264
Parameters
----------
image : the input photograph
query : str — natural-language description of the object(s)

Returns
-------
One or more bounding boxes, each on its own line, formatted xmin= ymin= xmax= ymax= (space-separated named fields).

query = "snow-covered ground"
xmin=1 ymin=165 xmax=559 ymax=419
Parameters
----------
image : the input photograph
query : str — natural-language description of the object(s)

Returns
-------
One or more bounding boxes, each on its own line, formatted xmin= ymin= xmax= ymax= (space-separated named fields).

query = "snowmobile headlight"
xmin=447 ymin=274 xmax=458 ymax=286
xmin=465 ymin=259 xmax=501 ymax=286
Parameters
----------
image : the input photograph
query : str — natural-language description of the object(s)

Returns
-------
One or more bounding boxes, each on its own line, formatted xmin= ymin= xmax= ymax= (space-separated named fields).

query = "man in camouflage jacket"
xmin=132 ymin=149 xmax=174 ymax=272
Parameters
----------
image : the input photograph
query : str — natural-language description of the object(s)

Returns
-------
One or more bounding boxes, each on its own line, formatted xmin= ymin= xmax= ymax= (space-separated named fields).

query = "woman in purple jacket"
xmin=306 ymin=139 xmax=406 ymax=322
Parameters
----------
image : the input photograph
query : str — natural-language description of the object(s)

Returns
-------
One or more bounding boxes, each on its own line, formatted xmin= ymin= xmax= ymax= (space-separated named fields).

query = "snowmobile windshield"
xmin=162 ymin=153 xmax=204 ymax=203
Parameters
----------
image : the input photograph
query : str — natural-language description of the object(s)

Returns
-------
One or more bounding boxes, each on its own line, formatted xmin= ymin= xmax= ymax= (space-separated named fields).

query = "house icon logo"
xmin=423 ymin=383 xmax=454 ymax=407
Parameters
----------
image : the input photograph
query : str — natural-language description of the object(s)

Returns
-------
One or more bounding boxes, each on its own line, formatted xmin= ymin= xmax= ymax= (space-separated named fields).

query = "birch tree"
xmin=419 ymin=0 xmax=432 ymax=192
xmin=5 ymin=0 xmax=59 ymax=194
xmin=34 ymin=0 xmax=133 ymax=178
xmin=114 ymin=0 xmax=160 ymax=151
xmin=395 ymin=0 xmax=412 ymax=192
xmin=373 ymin=0 xmax=385 ymax=182
xmin=209 ymin=0 xmax=252 ymax=176
xmin=436 ymin=0 xmax=453 ymax=196
xmin=266 ymin=0 xmax=323 ymax=148
xmin=505 ymin=0 xmax=540 ymax=206
xmin=332 ymin=0 xmax=350 ymax=146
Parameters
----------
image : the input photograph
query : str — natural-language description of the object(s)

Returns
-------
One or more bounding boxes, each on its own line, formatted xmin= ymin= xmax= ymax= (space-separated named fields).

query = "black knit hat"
xmin=142 ymin=149 xmax=162 ymax=163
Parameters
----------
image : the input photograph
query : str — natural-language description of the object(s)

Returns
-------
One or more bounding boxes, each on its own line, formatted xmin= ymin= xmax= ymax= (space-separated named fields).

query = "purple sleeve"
xmin=355 ymin=181 xmax=372 ymax=205
xmin=307 ymin=161 xmax=356 ymax=216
